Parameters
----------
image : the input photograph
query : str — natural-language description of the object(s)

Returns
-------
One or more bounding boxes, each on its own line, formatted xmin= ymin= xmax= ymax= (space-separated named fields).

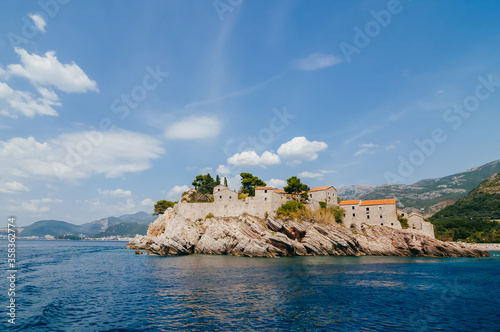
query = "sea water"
xmin=0 ymin=240 xmax=499 ymax=331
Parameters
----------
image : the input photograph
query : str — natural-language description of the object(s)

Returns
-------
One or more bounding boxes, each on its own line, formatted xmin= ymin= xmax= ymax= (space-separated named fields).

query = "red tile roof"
xmin=360 ymin=199 xmax=396 ymax=206
xmin=273 ymin=189 xmax=286 ymax=194
xmin=309 ymin=185 xmax=334 ymax=192
xmin=338 ymin=200 xmax=361 ymax=205
xmin=255 ymin=187 xmax=274 ymax=190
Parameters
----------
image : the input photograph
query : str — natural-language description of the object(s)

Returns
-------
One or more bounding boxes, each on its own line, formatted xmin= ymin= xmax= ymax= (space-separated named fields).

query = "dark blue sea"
xmin=1 ymin=240 xmax=499 ymax=331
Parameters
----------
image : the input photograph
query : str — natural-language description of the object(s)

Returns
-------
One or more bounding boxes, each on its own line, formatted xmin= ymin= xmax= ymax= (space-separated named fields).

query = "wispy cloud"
xmin=184 ymin=74 xmax=281 ymax=109
xmin=294 ymin=53 xmax=342 ymax=71
xmin=354 ymin=143 xmax=379 ymax=156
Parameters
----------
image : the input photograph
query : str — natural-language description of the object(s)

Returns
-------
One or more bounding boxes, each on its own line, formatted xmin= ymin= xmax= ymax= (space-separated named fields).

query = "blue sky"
xmin=1 ymin=0 xmax=500 ymax=226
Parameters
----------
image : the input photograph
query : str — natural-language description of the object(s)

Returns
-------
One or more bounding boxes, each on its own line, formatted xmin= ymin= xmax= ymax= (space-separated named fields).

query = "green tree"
xmin=240 ymin=172 xmax=266 ymax=196
xmin=224 ymin=177 xmax=228 ymax=187
xmin=154 ymin=200 xmax=176 ymax=215
xmin=216 ymin=175 xmax=221 ymax=185
xmin=191 ymin=173 xmax=217 ymax=194
xmin=284 ymin=176 xmax=309 ymax=200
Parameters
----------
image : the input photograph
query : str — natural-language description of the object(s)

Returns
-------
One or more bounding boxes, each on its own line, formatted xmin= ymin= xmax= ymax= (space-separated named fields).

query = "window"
xmin=310 ymin=194 xmax=312 ymax=198
xmin=353 ymin=213 xmax=355 ymax=217
xmin=265 ymin=197 xmax=267 ymax=201
xmin=366 ymin=207 xmax=370 ymax=211
xmin=219 ymin=196 xmax=222 ymax=199
xmin=391 ymin=223 xmax=393 ymax=226
xmin=352 ymin=206 xmax=355 ymax=210
xmin=229 ymin=196 xmax=232 ymax=199
xmin=381 ymin=223 xmax=384 ymax=226
xmin=264 ymin=190 xmax=267 ymax=193
xmin=343 ymin=214 xmax=346 ymax=217
xmin=218 ymin=188 xmax=221 ymax=191
xmin=380 ymin=215 xmax=383 ymax=218
xmin=367 ymin=215 xmax=370 ymax=219
xmin=378 ymin=207 xmax=382 ymax=210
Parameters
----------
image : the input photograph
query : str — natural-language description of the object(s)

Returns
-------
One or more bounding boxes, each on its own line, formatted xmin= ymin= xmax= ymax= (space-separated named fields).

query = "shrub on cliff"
xmin=154 ymin=200 xmax=176 ymax=215
xmin=276 ymin=201 xmax=305 ymax=217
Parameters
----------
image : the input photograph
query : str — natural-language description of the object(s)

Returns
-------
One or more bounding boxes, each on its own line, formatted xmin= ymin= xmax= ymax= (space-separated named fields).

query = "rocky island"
xmin=128 ymin=178 xmax=490 ymax=258
xmin=127 ymin=209 xmax=489 ymax=258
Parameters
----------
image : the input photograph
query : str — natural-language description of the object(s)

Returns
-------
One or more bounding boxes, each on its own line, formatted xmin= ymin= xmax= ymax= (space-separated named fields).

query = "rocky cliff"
xmin=127 ymin=210 xmax=489 ymax=258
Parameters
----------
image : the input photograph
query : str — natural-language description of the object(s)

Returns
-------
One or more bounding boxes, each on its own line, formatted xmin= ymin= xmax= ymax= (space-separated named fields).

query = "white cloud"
xmin=0 ymin=129 xmax=164 ymax=182
xmin=298 ymin=169 xmax=336 ymax=179
xmin=7 ymin=48 xmax=98 ymax=93
xmin=0 ymin=181 xmax=29 ymax=194
xmin=98 ymin=188 xmax=132 ymax=198
xmin=267 ymin=178 xmax=286 ymax=189
xmin=0 ymin=82 xmax=60 ymax=118
xmin=294 ymin=53 xmax=342 ymax=71
xmin=298 ymin=171 xmax=323 ymax=178
xmin=165 ymin=115 xmax=221 ymax=139
xmin=14 ymin=197 xmax=63 ymax=214
xmin=216 ymin=164 xmax=231 ymax=175
xmin=227 ymin=150 xmax=280 ymax=167
xmin=199 ymin=167 xmax=213 ymax=174
xmin=140 ymin=198 xmax=155 ymax=207
xmin=29 ymin=13 xmax=47 ymax=33
xmin=277 ymin=136 xmax=328 ymax=166
xmin=167 ymin=185 xmax=189 ymax=200
xmin=354 ymin=143 xmax=379 ymax=156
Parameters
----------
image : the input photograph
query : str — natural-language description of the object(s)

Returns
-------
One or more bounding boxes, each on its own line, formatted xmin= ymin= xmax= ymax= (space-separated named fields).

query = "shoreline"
xmin=459 ymin=242 xmax=500 ymax=251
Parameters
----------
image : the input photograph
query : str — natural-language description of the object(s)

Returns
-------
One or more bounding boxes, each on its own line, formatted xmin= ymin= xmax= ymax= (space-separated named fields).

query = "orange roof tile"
xmin=309 ymin=185 xmax=334 ymax=192
xmin=273 ymin=189 xmax=286 ymax=194
xmin=360 ymin=199 xmax=396 ymax=206
xmin=338 ymin=200 xmax=361 ymax=205
xmin=255 ymin=187 xmax=274 ymax=190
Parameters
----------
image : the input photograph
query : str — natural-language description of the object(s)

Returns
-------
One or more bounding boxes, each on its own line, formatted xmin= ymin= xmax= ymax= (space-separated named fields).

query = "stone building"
xmin=339 ymin=199 xmax=401 ymax=230
xmin=401 ymin=210 xmax=435 ymax=238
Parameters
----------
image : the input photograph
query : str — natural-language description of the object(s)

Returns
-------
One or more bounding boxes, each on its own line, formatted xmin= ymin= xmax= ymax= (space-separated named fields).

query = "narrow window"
xmin=379 ymin=207 xmax=382 ymax=210
xmin=366 ymin=207 xmax=370 ymax=211
xmin=264 ymin=190 xmax=267 ymax=193
xmin=391 ymin=223 xmax=393 ymax=226
xmin=353 ymin=213 xmax=355 ymax=217
xmin=310 ymin=194 xmax=312 ymax=198
xmin=265 ymin=197 xmax=267 ymax=201
xmin=381 ymin=223 xmax=383 ymax=226
xmin=229 ymin=196 xmax=231 ymax=199
xmin=380 ymin=215 xmax=383 ymax=218
xmin=352 ymin=206 xmax=355 ymax=210
xmin=367 ymin=215 xmax=370 ymax=219
xmin=219 ymin=195 xmax=222 ymax=199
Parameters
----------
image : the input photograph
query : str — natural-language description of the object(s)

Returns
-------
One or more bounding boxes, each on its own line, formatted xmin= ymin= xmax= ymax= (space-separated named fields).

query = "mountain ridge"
xmin=338 ymin=159 xmax=500 ymax=214
xmin=19 ymin=211 xmax=155 ymax=237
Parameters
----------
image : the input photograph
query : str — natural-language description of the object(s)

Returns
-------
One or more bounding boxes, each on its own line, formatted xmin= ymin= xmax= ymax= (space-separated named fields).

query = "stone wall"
xmin=407 ymin=212 xmax=435 ymax=238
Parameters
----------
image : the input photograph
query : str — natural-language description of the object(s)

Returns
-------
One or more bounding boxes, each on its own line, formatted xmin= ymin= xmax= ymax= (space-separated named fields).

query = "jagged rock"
xmin=127 ymin=212 xmax=490 ymax=258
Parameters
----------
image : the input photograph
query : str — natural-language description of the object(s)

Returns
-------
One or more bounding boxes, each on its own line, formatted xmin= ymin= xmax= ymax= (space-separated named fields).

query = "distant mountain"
xmin=19 ymin=211 xmax=156 ymax=238
xmin=338 ymin=159 xmax=500 ymax=214
xmin=337 ymin=184 xmax=376 ymax=200
xmin=429 ymin=172 xmax=500 ymax=242
xmin=430 ymin=172 xmax=500 ymax=221
xmin=90 ymin=222 xmax=149 ymax=238
xmin=19 ymin=220 xmax=87 ymax=237
xmin=80 ymin=211 xmax=156 ymax=234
